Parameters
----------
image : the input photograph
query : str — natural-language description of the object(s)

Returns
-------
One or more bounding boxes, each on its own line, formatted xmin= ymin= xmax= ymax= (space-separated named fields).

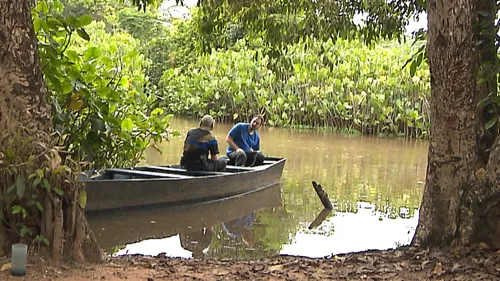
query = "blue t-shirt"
xmin=226 ymin=123 xmax=260 ymax=155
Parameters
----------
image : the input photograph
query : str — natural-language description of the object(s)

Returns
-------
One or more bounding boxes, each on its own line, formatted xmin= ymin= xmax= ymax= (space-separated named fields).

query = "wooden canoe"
xmin=81 ymin=157 xmax=286 ymax=212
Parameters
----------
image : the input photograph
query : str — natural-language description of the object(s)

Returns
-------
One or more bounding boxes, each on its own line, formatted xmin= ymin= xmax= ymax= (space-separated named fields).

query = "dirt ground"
xmin=1 ymin=245 xmax=499 ymax=281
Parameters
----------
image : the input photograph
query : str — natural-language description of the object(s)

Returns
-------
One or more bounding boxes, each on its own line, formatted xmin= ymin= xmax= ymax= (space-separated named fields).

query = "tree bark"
xmin=0 ymin=0 xmax=103 ymax=264
xmin=413 ymin=0 xmax=500 ymax=248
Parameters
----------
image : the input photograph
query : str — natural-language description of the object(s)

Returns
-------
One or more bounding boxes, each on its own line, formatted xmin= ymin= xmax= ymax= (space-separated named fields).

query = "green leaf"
xmin=410 ymin=60 xmax=417 ymax=77
xmin=84 ymin=46 xmax=101 ymax=60
xmin=20 ymin=225 xmax=32 ymax=237
xmin=91 ymin=118 xmax=105 ymax=131
xmin=478 ymin=10 xmax=490 ymax=17
xmin=11 ymin=205 xmax=24 ymax=215
xmin=66 ymin=16 xmax=80 ymax=28
xmin=36 ymin=169 xmax=44 ymax=178
xmin=78 ymin=14 xmax=93 ymax=26
xmin=120 ymin=76 xmax=130 ymax=88
xmin=36 ymin=202 xmax=44 ymax=213
xmin=33 ymin=177 xmax=41 ymax=188
xmin=121 ymin=117 xmax=134 ymax=132
xmin=33 ymin=18 xmax=43 ymax=33
xmin=52 ymin=188 xmax=64 ymax=196
xmin=38 ymin=235 xmax=50 ymax=246
xmin=53 ymin=166 xmax=67 ymax=175
xmin=66 ymin=50 xmax=79 ymax=62
xmin=78 ymin=190 xmax=87 ymax=209
xmin=62 ymin=82 xmax=73 ymax=94
xmin=42 ymin=178 xmax=50 ymax=190
xmin=485 ymin=117 xmax=497 ymax=130
xmin=16 ymin=175 xmax=25 ymax=199
xmin=77 ymin=28 xmax=90 ymax=41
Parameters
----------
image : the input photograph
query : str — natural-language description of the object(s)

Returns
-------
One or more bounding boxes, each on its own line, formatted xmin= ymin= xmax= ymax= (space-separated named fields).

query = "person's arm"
xmin=226 ymin=135 xmax=243 ymax=152
xmin=225 ymin=125 xmax=244 ymax=153
xmin=210 ymin=137 xmax=220 ymax=160
xmin=252 ymin=135 xmax=260 ymax=151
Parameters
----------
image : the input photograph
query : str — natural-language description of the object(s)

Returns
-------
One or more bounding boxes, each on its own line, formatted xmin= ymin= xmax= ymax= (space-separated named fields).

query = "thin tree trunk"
xmin=413 ymin=0 xmax=500 ymax=248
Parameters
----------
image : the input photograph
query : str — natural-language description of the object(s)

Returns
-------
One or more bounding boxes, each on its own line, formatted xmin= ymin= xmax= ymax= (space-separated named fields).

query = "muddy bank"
xmin=1 ymin=245 xmax=499 ymax=280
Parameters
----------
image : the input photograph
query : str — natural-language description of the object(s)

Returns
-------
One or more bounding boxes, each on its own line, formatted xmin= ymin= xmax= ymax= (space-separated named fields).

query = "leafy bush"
xmin=159 ymin=38 xmax=430 ymax=138
xmin=33 ymin=0 xmax=171 ymax=169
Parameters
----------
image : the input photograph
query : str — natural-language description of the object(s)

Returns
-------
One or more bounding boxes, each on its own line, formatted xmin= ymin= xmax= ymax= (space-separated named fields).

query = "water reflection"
xmin=179 ymin=228 xmax=212 ymax=259
xmin=281 ymin=202 xmax=418 ymax=258
xmin=222 ymin=212 xmax=256 ymax=247
xmin=91 ymin=117 xmax=428 ymax=259
xmin=87 ymin=183 xmax=282 ymax=259
xmin=308 ymin=208 xmax=332 ymax=230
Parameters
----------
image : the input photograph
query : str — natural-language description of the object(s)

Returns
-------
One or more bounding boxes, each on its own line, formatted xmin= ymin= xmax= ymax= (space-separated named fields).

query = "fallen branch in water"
xmin=311 ymin=181 xmax=333 ymax=210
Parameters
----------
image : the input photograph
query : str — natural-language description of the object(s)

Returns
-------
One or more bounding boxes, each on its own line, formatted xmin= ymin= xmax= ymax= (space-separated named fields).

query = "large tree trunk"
xmin=0 ymin=0 xmax=103 ymax=265
xmin=413 ymin=0 xmax=500 ymax=248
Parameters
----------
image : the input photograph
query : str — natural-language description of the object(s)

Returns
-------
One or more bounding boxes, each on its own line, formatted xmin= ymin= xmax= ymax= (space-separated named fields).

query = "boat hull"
xmin=83 ymin=157 xmax=286 ymax=212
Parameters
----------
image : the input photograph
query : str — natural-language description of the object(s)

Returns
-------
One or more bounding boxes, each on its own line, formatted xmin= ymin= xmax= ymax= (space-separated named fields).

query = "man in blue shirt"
xmin=225 ymin=114 xmax=266 ymax=166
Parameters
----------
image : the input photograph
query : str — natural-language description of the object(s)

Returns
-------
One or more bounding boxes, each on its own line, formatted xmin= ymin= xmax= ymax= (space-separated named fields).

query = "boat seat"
xmin=142 ymin=166 xmax=233 ymax=176
xmin=106 ymin=168 xmax=194 ymax=179
xmin=225 ymin=165 xmax=268 ymax=171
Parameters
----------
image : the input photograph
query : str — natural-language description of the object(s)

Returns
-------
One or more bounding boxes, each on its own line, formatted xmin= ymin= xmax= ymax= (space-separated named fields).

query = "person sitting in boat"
xmin=225 ymin=114 xmax=266 ymax=167
xmin=180 ymin=115 xmax=226 ymax=171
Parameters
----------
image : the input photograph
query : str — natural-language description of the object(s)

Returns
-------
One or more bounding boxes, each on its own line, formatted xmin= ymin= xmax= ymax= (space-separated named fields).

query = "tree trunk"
xmin=413 ymin=0 xmax=500 ymax=248
xmin=0 ymin=0 xmax=103 ymax=264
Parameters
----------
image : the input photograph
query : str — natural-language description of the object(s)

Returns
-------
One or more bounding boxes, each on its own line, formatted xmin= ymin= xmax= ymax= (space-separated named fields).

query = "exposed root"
xmin=52 ymin=197 xmax=63 ymax=267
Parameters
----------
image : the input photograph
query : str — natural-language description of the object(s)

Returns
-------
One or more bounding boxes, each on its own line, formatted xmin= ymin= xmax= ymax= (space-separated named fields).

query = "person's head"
xmin=249 ymin=114 xmax=264 ymax=131
xmin=179 ymin=227 xmax=213 ymax=259
xmin=199 ymin=115 xmax=214 ymax=131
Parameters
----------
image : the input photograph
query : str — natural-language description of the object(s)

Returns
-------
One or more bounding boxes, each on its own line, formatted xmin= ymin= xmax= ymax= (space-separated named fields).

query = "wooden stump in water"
xmin=311 ymin=181 xmax=333 ymax=210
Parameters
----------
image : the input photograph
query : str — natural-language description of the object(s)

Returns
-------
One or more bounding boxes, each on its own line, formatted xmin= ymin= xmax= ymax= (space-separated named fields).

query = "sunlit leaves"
xmin=121 ymin=118 xmax=134 ymax=132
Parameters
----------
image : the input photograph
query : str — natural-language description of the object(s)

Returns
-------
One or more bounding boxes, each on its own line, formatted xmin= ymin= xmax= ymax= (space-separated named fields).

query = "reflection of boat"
xmin=82 ymin=157 xmax=286 ymax=212
xmin=87 ymin=183 xmax=282 ymax=252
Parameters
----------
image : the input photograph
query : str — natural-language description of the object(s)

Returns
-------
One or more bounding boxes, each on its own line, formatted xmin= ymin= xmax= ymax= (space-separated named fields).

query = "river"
xmin=87 ymin=117 xmax=428 ymax=259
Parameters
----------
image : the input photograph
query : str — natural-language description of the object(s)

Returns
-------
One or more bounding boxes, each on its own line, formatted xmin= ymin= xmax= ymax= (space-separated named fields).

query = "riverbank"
xmin=1 ymin=245 xmax=498 ymax=280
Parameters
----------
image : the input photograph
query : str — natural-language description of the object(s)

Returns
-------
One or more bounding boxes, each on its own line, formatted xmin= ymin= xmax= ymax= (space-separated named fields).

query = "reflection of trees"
xmin=206 ymin=207 xmax=299 ymax=260
xmin=281 ymin=146 xmax=424 ymax=223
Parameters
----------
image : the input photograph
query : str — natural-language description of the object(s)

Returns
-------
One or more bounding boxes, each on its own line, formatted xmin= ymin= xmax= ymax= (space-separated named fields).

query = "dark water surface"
xmin=88 ymin=118 xmax=428 ymax=259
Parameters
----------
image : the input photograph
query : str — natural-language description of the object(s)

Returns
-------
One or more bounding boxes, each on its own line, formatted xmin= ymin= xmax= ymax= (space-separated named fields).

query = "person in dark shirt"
xmin=179 ymin=227 xmax=213 ymax=259
xmin=181 ymin=115 xmax=226 ymax=171
xmin=225 ymin=114 xmax=266 ymax=166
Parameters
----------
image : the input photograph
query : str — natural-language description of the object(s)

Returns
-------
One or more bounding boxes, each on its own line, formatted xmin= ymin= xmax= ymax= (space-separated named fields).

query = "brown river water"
xmin=87 ymin=118 xmax=428 ymax=260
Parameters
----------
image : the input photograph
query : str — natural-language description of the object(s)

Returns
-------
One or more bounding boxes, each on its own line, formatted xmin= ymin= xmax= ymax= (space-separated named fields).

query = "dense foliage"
xmin=194 ymin=0 xmax=427 ymax=50
xmin=34 ymin=0 xmax=171 ymax=169
xmin=159 ymin=38 xmax=430 ymax=138
xmin=42 ymin=0 xmax=433 ymax=139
